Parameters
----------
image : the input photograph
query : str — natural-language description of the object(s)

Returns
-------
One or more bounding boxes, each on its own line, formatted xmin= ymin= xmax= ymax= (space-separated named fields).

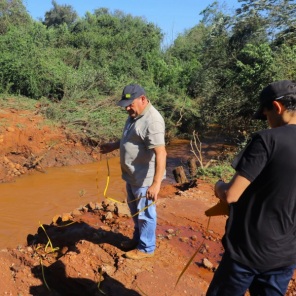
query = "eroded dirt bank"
xmin=1 ymin=105 xmax=296 ymax=295
xmin=0 ymin=106 xmax=102 ymax=184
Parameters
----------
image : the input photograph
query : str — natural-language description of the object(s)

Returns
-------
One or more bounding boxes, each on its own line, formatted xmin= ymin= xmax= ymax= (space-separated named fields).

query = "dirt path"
xmin=0 ymin=105 xmax=295 ymax=295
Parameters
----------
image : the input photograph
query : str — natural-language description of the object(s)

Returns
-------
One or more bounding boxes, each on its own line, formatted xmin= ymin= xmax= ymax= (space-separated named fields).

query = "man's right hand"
xmin=99 ymin=141 xmax=120 ymax=154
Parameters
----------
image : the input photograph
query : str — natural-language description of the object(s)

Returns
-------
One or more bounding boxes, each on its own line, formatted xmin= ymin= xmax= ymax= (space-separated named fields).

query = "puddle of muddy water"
xmin=0 ymin=158 xmax=126 ymax=248
xmin=0 ymin=139 xmax=234 ymax=249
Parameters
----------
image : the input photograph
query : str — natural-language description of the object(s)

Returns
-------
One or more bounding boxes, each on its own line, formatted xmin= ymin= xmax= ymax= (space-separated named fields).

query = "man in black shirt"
xmin=206 ymin=80 xmax=296 ymax=296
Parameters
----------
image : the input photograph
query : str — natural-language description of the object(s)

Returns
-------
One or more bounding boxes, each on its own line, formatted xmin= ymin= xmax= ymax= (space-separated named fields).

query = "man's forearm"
xmin=215 ymin=173 xmax=251 ymax=204
xmin=153 ymin=146 xmax=167 ymax=185
xmin=112 ymin=140 xmax=121 ymax=150
xmin=100 ymin=140 xmax=120 ymax=154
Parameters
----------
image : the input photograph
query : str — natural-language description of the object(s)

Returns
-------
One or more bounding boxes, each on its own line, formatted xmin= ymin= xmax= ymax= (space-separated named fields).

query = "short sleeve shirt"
xmin=120 ymin=102 xmax=166 ymax=187
xmin=223 ymin=124 xmax=296 ymax=269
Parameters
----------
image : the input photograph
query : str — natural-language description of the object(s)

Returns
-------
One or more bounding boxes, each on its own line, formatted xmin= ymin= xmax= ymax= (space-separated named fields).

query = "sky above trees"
xmin=24 ymin=0 xmax=239 ymax=45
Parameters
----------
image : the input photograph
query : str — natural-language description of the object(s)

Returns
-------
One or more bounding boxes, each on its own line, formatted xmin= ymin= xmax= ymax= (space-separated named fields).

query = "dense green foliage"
xmin=43 ymin=0 xmax=78 ymax=27
xmin=0 ymin=0 xmax=295 ymax=143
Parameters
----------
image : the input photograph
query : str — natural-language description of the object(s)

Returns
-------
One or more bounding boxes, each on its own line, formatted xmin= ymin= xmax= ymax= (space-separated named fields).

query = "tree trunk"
xmin=187 ymin=157 xmax=197 ymax=178
xmin=173 ymin=166 xmax=188 ymax=184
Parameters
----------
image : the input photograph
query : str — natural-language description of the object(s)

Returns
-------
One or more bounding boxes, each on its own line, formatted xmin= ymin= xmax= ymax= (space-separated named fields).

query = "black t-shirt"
xmin=223 ymin=124 xmax=296 ymax=270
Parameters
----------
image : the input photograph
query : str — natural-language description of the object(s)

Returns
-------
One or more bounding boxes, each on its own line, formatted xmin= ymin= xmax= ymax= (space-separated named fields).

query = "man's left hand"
xmin=146 ymin=183 xmax=161 ymax=201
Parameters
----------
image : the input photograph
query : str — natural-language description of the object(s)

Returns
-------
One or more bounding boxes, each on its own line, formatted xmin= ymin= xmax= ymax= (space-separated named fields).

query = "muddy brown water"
xmin=0 ymin=139 xmax=234 ymax=249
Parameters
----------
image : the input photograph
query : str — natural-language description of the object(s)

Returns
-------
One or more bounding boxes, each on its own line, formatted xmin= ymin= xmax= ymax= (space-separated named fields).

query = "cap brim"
xmin=117 ymin=99 xmax=134 ymax=107
xmin=253 ymin=106 xmax=267 ymax=120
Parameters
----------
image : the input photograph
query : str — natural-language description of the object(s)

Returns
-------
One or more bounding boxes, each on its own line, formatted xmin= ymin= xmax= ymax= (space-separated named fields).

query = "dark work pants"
xmin=206 ymin=253 xmax=296 ymax=296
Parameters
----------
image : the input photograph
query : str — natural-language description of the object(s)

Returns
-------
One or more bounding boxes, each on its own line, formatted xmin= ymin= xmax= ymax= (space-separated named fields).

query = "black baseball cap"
xmin=254 ymin=80 xmax=296 ymax=120
xmin=117 ymin=84 xmax=146 ymax=107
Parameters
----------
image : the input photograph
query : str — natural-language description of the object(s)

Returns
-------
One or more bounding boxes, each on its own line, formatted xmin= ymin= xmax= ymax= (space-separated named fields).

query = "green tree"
xmin=43 ymin=0 xmax=78 ymax=27
xmin=229 ymin=14 xmax=267 ymax=52
xmin=0 ymin=0 xmax=30 ymax=34
xmin=69 ymin=9 xmax=163 ymax=91
xmin=0 ymin=23 xmax=68 ymax=98
xmin=166 ymin=25 xmax=205 ymax=93
xmin=169 ymin=1 xmax=272 ymax=135
xmin=272 ymin=45 xmax=296 ymax=80
xmin=236 ymin=0 xmax=296 ymax=39
xmin=188 ymin=2 xmax=231 ymax=99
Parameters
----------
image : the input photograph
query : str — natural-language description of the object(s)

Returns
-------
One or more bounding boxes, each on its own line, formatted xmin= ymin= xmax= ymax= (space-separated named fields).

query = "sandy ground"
xmin=0 ymin=103 xmax=295 ymax=295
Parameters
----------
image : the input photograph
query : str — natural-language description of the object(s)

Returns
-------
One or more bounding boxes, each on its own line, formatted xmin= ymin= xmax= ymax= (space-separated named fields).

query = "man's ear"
xmin=272 ymin=100 xmax=285 ymax=115
xmin=140 ymin=95 xmax=147 ymax=103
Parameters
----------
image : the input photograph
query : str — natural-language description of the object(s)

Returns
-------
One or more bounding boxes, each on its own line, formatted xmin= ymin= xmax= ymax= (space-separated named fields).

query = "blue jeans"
xmin=206 ymin=253 xmax=296 ymax=296
xmin=126 ymin=183 xmax=156 ymax=254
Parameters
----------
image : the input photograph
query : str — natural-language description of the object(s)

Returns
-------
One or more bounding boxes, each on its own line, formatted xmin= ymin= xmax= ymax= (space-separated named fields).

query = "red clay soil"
xmin=0 ymin=104 xmax=296 ymax=296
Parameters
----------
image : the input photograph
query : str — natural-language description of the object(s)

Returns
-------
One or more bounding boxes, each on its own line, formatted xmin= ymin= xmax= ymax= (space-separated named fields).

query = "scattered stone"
xmin=61 ymin=213 xmax=73 ymax=222
xmin=88 ymin=202 xmax=96 ymax=210
xmin=101 ymin=201 xmax=108 ymax=211
xmin=180 ymin=237 xmax=189 ymax=243
xmin=6 ymin=127 xmax=15 ymax=132
xmin=107 ymin=203 xmax=116 ymax=212
xmin=104 ymin=212 xmax=113 ymax=220
xmin=10 ymin=264 xmax=20 ymax=273
xmin=8 ymin=162 xmax=15 ymax=169
xmin=15 ymin=163 xmax=21 ymax=170
xmin=115 ymin=202 xmax=131 ymax=216
xmin=166 ymin=229 xmax=175 ymax=234
xmin=199 ymin=243 xmax=210 ymax=254
xmin=72 ymin=209 xmax=82 ymax=217
xmin=3 ymin=156 xmax=10 ymax=164
xmin=82 ymin=206 xmax=88 ymax=212
xmin=101 ymin=264 xmax=116 ymax=275
xmin=199 ymin=246 xmax=207 ymax=254
xmin=191 ymin=235 xmax=197 ymax=241
xmin=52 ymin=215 xmax=61 ymax=224
xmin=202 ymin=258 xmax=214 ymax=270
xmin=26 ymin=247 xmax=33 ymax=253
